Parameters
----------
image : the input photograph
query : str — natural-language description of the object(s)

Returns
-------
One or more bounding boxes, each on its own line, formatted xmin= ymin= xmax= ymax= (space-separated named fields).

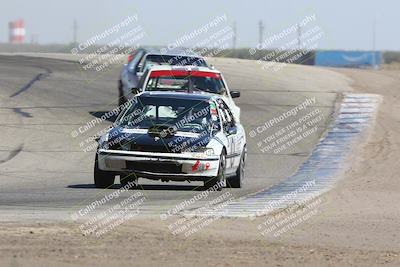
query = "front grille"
xmin=130 ymin=144 xmax=176 ymax=153
xmin=109 ymin=143 xmax=183 ymax=153
xmin=126 ymin=161 xmax=183 ymax=174
xmin=108 ymin=140 xmax=130 ymax=150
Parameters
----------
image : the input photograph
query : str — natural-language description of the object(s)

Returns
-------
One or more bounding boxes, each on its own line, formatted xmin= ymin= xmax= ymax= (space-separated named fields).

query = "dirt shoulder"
xmin=277 ymin=68 xmax=400 ymax=251
xmin=0 ymin=217 xmax=398 ymax=267
xmin=1 ymin=68 xmax=400 ymax=267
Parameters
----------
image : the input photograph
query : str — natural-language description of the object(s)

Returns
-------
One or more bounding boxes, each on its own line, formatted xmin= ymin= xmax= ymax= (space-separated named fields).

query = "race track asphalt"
xmin=0 ymin=55 xmax=350 ymax=221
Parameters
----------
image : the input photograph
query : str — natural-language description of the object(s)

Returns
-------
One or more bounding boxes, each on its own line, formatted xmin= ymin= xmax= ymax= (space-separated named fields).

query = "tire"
xmin=94 ymin=154 xmax=115 ymax=188
xmin=228 ymin=147 xmax=246 ymax=188
xmin=204 ymin=152 xmax=226 ymax=191
xmin=118 ymin=81 xmax=126 ymax=106
xmin=120 ymin=173 xmax=138 ymax=188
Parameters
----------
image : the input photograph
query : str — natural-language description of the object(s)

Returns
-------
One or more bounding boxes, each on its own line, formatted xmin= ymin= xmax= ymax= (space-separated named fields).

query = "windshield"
xmin=145 ymin=70 xmax=226 ymax=94
xmin=143 ymin=55 xmax=207 ymax=69
xmin=117 ymin=97 xmax=214 ymax=133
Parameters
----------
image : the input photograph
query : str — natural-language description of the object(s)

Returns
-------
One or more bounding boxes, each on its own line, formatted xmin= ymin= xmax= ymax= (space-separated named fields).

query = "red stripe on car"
xmin=150 ymin=70 xmax=221 ymax=79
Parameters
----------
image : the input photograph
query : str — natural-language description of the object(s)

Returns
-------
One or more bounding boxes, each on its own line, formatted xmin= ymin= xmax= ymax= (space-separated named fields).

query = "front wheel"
xmin=228 ymin=147 xmax=246 ymax=188
xmin=118 ymin=81 xmax=127 ymax=106
xmin=94 ymin=154 xmax=115 ymax=188
xmin=204 ymin=152 xmax=226 ymax=191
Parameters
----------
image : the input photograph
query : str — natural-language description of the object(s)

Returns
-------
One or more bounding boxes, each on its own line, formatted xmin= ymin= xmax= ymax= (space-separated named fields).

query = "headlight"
xmin=192 ymin=147 xmax=214 ymax=156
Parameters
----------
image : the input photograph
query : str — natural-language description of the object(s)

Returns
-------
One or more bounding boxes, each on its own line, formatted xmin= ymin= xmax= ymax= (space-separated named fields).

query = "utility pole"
xmin=73 ymin=19 xmax=78 ymax=45
xmin=372 ymin=16 xmax=377 ymax=69
xmin=258 ymin=20 xmax=264 ymax=47
xmin=232 ymin=21 xmax=237 ymax=49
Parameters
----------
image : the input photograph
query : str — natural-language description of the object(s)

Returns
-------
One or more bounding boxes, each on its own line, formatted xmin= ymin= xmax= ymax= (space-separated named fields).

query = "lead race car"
xmin=95 ymin=92 xmax=246 ymax=190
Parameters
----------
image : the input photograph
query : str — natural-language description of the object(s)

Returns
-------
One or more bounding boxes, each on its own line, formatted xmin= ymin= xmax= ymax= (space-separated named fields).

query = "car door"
xmin=218 ymin=100 xmax=239 ymax=174
xmin=122 ymin=50 xmax=144 ymax=95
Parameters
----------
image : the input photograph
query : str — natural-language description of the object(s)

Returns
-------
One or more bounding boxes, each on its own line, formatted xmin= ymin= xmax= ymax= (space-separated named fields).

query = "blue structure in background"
xmin=315 ymin=51 xmax=381 ymax=68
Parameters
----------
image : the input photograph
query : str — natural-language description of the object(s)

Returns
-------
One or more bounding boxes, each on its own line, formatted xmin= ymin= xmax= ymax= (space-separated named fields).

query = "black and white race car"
xmin=94 ymin=92 xmax=246 ymax=190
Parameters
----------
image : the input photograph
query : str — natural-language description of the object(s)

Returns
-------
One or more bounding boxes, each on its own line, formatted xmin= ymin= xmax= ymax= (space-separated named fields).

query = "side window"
xmin=224 ymin=107 xmax=233 ymax=124
xmin=138 ymin=69 xmax=149 ymax=89
xmin=219 ymin=100 xmax=234 ymax=124
xmin=218 ymin=102 xmax=227 ymax=123
xmin=128 ymin=51 xmax=144 ymax=72
xmin=217 ymin=99 xmax=235 ymax=132
xmin=137 ymin=54 xmax=148 ymax=72
xmin=209 ymin=101 xmax=221 ymax=132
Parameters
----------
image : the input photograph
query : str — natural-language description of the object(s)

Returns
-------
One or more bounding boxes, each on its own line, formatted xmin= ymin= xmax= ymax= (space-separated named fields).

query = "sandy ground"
xmin=277 ymin=68 xmax=400 ymax=252
xmin=1 ymin=67 xmax=400 ymax=267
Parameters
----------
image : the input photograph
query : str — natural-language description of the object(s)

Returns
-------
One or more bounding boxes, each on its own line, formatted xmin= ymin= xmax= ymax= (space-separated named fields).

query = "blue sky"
xmin=0 ymin=0 xmax=397 ymax=50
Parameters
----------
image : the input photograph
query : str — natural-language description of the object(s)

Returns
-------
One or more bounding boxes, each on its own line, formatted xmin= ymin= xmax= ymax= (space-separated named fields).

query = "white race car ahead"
xmin=95 ymin=92 xmax=246 ymax=190
xmin=123 ymin=65 xmax=242 ymax=122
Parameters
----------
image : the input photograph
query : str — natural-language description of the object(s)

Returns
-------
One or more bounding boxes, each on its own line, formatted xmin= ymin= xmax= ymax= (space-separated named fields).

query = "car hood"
xmin=106 ymin=127 xmax=212 ymax=153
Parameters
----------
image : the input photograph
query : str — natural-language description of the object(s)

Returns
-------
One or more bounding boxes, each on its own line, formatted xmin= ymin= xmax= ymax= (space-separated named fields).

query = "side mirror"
xmin=230 ymin=91 xmax=241 ymax=98
xmin=135 ymin=64 xmax=142 ymax=73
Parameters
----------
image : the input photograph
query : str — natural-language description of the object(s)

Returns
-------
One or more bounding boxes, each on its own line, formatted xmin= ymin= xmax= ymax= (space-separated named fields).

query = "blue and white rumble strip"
xmin=184 ymin=93 xmax=381 ymax=217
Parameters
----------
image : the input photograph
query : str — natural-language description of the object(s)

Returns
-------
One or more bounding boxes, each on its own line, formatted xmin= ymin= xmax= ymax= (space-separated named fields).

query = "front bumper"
xmin=97 ymin=149 xmax=220 ymax=181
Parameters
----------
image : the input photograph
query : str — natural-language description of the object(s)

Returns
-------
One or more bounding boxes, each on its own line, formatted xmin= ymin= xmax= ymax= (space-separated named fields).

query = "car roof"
xmin=147 ymin=65 xmax=220 ymax=74
xmin=138 ymin=47 xmax=203 ymax=57
xmin=138 ymin=91 xmax=218 ymax=102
